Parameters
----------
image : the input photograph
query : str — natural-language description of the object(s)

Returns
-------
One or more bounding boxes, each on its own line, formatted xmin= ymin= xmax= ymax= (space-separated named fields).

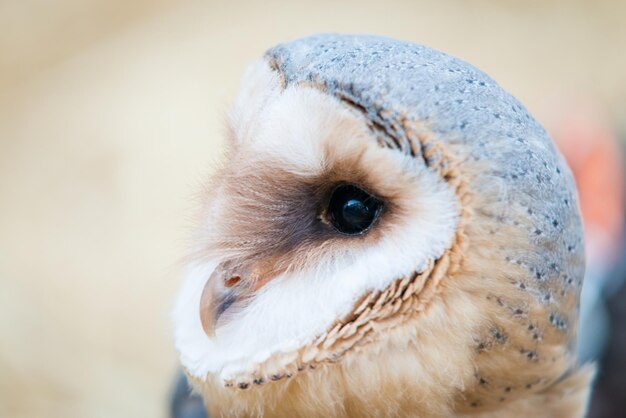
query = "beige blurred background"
xmin=1 ymin=1 xmax=625 ymax=417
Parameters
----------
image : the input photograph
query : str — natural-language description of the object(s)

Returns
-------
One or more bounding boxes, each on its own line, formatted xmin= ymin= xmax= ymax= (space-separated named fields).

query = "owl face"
xmin=173 ymin=61 xmax=459 ymax=382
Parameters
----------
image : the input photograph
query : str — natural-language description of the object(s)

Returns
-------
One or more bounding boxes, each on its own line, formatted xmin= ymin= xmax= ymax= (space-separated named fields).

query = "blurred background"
xmin=1 ymin=1 xmax=625 ymax=417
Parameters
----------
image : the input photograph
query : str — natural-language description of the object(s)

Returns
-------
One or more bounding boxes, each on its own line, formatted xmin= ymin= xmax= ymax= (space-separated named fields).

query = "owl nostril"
xmin=224 ymin=276 xmax=241 ymax=288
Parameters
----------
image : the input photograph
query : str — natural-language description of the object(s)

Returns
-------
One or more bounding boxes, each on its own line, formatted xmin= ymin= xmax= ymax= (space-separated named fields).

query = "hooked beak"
xmin=199 ymin=259 xmax=283 ymax=337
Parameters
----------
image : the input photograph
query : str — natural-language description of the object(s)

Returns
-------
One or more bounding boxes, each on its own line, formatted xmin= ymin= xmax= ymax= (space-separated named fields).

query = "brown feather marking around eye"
xmin=196 ymin=129 xmax=409 ymax=287
xmin=195 ymin=133 xmax=429 ymax=337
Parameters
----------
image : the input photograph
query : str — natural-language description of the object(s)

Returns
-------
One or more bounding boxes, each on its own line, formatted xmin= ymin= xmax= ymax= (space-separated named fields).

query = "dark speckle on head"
xmin=491 ymin=328 xmax=508 ymax=344
xmin=549 ymin=313 xmax=568 ymax=331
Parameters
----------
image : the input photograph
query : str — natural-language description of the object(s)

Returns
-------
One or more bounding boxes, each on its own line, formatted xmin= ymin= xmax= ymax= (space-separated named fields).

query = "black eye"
xmin=328 ymin=184 xmax=383 ymax=235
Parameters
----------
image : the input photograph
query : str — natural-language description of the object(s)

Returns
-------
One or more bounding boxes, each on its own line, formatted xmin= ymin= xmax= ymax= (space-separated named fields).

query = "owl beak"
xmin=199 ymin=259 xmax=283 ymax=337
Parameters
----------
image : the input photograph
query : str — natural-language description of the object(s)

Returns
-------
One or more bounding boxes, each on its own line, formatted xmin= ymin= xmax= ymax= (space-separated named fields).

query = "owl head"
xmin=173 ymin=34 xmax=591 ymax=417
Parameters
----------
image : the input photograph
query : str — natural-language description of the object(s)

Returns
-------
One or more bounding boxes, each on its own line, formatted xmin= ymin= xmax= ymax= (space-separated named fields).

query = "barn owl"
xmin=172 ymin=34 xmax=593 ymax=417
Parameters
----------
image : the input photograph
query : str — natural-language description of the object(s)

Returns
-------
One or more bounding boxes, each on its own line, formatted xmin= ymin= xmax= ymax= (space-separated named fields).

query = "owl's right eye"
xmin=328 ymin=184 xmax=383 ymax=235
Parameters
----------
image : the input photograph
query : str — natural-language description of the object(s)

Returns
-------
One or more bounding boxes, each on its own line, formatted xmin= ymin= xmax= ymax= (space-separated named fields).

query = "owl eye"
xmin=328 ymin=184 xmax=383 ymax=235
